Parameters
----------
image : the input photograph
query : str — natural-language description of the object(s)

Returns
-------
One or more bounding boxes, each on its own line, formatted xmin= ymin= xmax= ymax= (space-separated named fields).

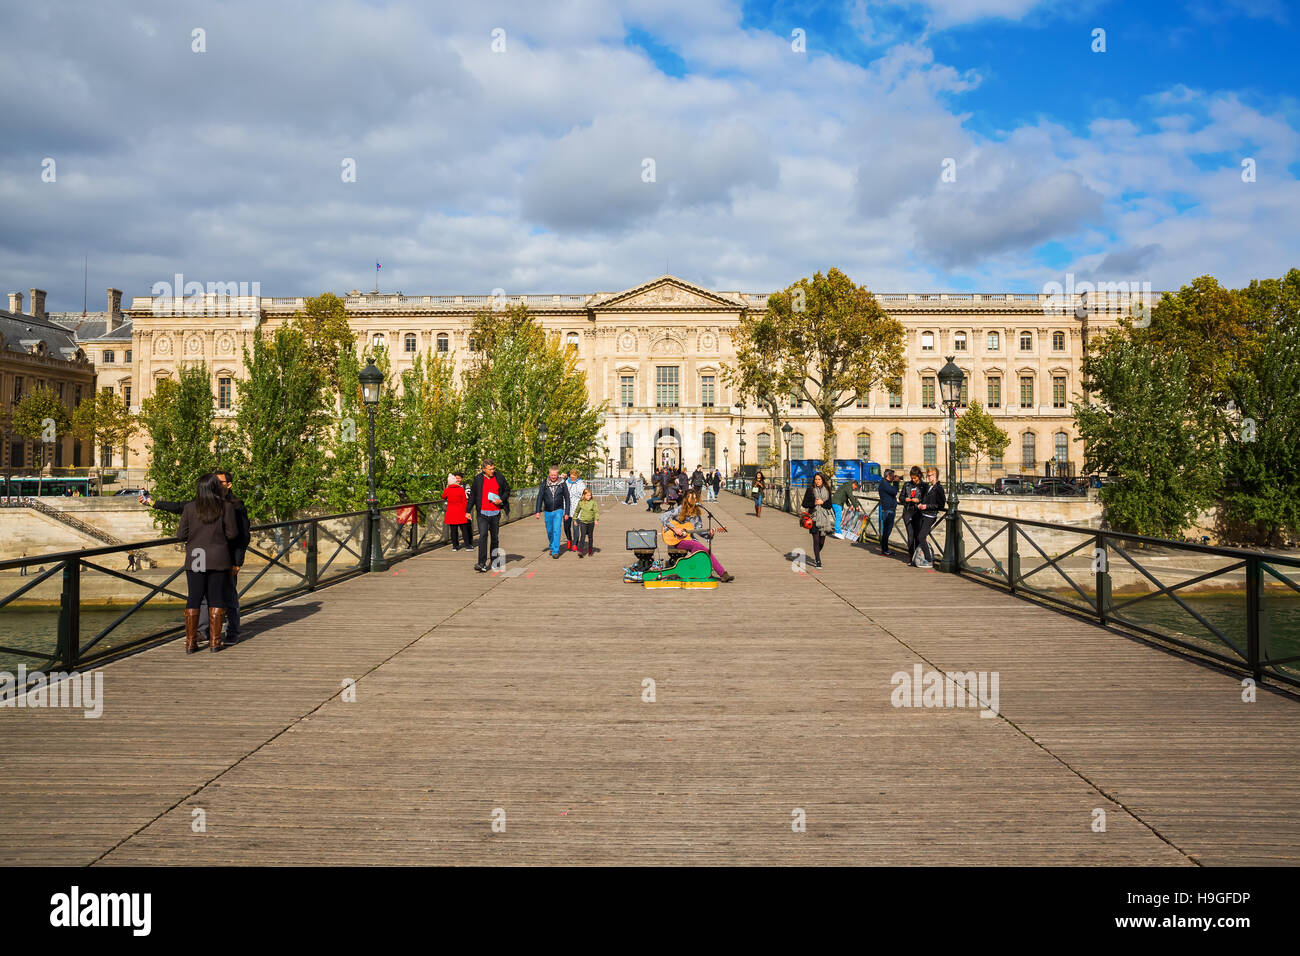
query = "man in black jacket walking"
xmin=877 ymin=470 xmax=899 ymax=555
xmin=534 ymin=465 xmax=570 ymax=558
xmin=469 ymin=459 xmax=512 ymax=572
xmin=142 ymin=467 xmax=251 ymax=642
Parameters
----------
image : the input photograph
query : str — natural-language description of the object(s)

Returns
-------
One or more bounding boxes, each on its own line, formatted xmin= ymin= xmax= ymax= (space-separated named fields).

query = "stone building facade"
xmin=99 ymin=274 xmax=1139 ymax=483
xmin=0 ymin=289 xmax=96 ymax=473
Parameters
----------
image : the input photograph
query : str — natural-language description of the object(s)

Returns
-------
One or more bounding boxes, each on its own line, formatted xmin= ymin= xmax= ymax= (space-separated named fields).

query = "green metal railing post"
xmin=1007 ymin=522 xmax=1020 ymax=593
xmin=1246 ymin=556 xmax=1262 ymax=682
xmin=57 ymin=557 xmax=81 ymax=670
xmin=306 ymin=521 xmax=319 ymax=591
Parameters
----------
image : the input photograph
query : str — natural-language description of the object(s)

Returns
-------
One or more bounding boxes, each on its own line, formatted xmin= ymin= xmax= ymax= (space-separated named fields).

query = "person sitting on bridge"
xmin=659 ymin=491 xmax=734 ymax=583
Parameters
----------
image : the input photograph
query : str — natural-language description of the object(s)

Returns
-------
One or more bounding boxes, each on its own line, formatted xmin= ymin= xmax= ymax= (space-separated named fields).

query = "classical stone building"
xmin=103 ymin=275 xmax=1142 ymax=482
xmin=1 ymin=289 xmax=96 ymax=472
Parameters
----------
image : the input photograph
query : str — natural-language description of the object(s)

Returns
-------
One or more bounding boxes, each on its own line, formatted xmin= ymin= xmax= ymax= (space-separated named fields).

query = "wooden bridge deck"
xmin=3 ymin=490 xmax=1299 ymax=866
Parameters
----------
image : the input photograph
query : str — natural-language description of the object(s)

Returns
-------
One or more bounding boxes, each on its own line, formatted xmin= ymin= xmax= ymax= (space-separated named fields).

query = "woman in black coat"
xmin=901 ymin=466 xmax=929 ymax=564
xmin=800 ymin=471 xmax=834 ymax=568
xmin=916 ymin=466 xmax=947 ymax=567
xmin=177 ymin=473 xmax=238 ymax=653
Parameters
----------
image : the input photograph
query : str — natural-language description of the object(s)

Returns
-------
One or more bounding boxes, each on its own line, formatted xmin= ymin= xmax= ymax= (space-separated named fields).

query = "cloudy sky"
xmin=2 ymin=0 xmax=1298 ymax=310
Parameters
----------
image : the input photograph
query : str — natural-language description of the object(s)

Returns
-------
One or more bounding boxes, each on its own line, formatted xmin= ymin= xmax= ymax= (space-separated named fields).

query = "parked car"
xmin=114 ymin=488 xmax=145 ymax=497
xmin=956 ymin=481 xmax=994 ymax=496
xmin=1033 ymin=479 xmax=1086 ymax=497
xmin=994 ymin=476 xmax=1031 ymax=494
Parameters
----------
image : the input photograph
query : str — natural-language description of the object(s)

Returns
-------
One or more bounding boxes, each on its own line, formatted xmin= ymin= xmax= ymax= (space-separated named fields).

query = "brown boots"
xmin=208 ymin=607 xmax=226 ymax=653
xmin=756 ymin=505 xmax=762 ymax=517
xmin=184 ymin=608 xmax=201 ymax=654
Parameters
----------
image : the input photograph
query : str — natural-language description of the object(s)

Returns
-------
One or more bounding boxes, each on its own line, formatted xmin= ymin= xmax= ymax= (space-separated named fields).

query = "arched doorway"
xmin=654 ymin=426 xmax=682 ymax=470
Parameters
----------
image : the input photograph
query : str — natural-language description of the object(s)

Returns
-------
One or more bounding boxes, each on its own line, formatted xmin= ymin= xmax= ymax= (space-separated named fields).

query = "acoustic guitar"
xmin=661 ymin=517 xmax=728 ymax=547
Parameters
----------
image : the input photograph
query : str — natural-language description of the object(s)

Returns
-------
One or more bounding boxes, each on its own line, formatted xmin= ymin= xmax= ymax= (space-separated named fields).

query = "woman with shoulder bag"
xmin=753 ymin=471 xmax=766 ymax=517
xmin=800 ymin=471 xmax=834 ymax=568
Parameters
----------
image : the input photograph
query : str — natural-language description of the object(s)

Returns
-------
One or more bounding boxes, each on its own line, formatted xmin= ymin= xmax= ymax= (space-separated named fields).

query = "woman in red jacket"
xmin=442 ymin=472 xmax=471 ymax=551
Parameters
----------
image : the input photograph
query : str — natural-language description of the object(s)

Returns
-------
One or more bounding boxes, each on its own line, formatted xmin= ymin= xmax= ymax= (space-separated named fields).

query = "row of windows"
xmin=921 ymin=330 xmax=1067 ymax=352
xmin=2 ymin=375 xmax=87 ymax=409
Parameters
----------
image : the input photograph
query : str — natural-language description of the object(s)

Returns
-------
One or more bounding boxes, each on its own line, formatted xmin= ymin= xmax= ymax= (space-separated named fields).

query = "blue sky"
xmin=1 ymin=0 xmax=1297 ymax=307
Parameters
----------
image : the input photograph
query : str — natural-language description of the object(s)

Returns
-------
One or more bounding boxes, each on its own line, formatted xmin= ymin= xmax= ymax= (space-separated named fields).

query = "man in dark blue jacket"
xmin=877 ymin=469 xmax=900 ymax=556
xmin=534 ymin=466 xmax=570 ymax=559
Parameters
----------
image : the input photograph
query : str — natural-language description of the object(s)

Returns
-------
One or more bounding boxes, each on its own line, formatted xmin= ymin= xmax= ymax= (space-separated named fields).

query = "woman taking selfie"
xmin=177 ymin=473 xmax=239 ymax=654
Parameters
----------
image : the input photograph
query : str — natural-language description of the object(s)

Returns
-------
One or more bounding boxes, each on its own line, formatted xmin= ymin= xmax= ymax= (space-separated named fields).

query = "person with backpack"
xmin=573 ymin=487 xmax=599 ymax=557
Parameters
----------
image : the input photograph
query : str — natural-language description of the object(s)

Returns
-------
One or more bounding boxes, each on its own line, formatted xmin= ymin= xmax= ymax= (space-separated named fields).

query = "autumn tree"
xmin=722 ymin=309 xmax=790 ymax=477
xmin=71 ymin=388 xmax=137 ymax=482
xmin=739 ymin=269 xmax=905 ymax=476
xmin=291 ymin=292 xmax=356 ymax=391
xmin=11 ymin=386 xmax=71 ymax=473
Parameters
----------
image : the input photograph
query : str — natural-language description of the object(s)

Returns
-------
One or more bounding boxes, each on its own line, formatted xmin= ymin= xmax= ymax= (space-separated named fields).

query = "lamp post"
xmin=538 ymin=420 xmax=548 ymax=479
xmin=937 ymin=355 xmax=963 ymax=573
xmin=739 ymin=437 xmax=747 ymax=477
xmin=359 ymin=358 xmax=387 ymax=572
xmin=723 ymin=445 xmax=729 ymax=484
xmin=781 ymin=421 xmax=793 ymax=512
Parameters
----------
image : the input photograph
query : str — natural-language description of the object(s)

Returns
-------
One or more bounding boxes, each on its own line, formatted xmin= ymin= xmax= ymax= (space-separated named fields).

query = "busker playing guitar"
xmin=659 ymin=491 xmax=735 ymax=582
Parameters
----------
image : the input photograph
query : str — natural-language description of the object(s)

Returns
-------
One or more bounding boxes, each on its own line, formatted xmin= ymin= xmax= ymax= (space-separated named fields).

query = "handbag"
xmin=800 ymin=514 xmax=814 ymax=530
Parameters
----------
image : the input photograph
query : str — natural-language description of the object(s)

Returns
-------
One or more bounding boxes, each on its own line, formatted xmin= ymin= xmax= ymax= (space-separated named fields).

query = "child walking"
xmin=442 ymin=472 xmax=471 ymax=551
xmin=573 ymin=487 xmax=599 ymax=557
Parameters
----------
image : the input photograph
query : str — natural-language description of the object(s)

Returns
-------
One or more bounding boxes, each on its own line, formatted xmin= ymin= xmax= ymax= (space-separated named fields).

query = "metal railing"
xmin=721 ymin=483 xmax=1300 ymax=689
xmin=0 ymin=490 xmax=538 ymax=685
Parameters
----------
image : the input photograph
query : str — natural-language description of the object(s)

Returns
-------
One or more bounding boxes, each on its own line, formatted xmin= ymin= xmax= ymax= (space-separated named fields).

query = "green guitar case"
xmin=641 ymin=550 xmax=716 ymax=583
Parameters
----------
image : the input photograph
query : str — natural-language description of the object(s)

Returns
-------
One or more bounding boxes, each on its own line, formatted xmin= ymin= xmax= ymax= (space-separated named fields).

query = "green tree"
xmin=391 ymin=348 xmax=467 ymax=503
xmin=954 ymin=401 xmax=1008 ymax=485
xmin=231 ymin=325 xmax=330 ymax=524
xmin=71 ymin=389 xmax=137 ymax=483
xmin=291 ymin=292 xmax=356 ymax=390
xmin=138 ymin=365 xmax=217 ymax=533
xmin=722 ymin=309 xmax=791 ymax=478
xmin=320 ymin=345 xmax=407 ymax=511
xmin=744 ymin=268 xmax=906 ymax=472
xmin=1074 ymin=335 xmax=1220 ymax=538
xmin=1218 ymin=301 xmax=1300 ymax=546
xmin=10 ymin=386 xmax=71 ymax=472
xmin=462 ymin=305 xmax=603 ymax=484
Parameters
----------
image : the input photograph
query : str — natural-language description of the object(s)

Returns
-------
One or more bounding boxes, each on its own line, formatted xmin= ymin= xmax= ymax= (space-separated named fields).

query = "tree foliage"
xmin=290 ymin=292 xmax=356 ymax=391
xmin=1075 ymin=335 xmax=1220 ymax=538
xmin=11 ymin=386 xmax=71 ymax=470
xmin=71 ymin=388 xmax=137 ymax=476
xmin=733 ymin=268 xmax=905 ymax=472
xmin=139 ymin=365 xmax=217 ymax=533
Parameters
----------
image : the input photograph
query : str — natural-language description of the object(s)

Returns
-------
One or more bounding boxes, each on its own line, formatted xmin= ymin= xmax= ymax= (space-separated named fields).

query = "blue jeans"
xmin=543 ymin=508 xmax=564 ymax=555
xmin=831 ymin=502 xmax=843 ymax=534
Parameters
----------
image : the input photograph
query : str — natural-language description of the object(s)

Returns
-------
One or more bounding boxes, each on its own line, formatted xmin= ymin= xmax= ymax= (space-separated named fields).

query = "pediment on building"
xmin=591 ymin=276 xmax=746 ymax=312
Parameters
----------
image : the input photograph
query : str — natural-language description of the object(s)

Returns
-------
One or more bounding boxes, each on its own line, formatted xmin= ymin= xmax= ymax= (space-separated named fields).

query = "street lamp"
xmin=739 ymin=437 xmax=747 ymax=477
xmin=723 ymin=445 xmax=729 ymax=483
xmin=781 ymin=421 xmax=793 ymax=512
xmin=937 ymin=355 xmax=963 ymax=573
xmin=538 ymin=420 xmax=548 ymax=477
xmin=359 ymin=358 xmax=387 ymax=572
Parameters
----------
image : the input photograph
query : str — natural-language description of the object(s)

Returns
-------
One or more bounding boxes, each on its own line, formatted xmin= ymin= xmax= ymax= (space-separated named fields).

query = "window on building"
xmin=12 ymin=376 xmax=23 ymax=405
xmin=655 ymin=366 xmax=680 ymax=407
xmin=1020 ymin=375 xmax=1034 ymax=408
xmin=953 ymin=331 xmax=967 ymax=351
xmin=74 ymin=384 xmax=81 ymax=406
xmin=1054 ymin=431 xmax=1069 ymax=465
xmin=56 ymin=383 xmax=64 ymax=405
xmin=987 ymin=376 xmax=1001 ymax=408
xmin=922 ymin=376 xmax=936 ymax=408
xmin=921 ymin=331 xmax=935 ymax=351
xmin=923 ymin=432 xmax=937 ymax=467
xmin=467 ymin=335 xmax=479 ymax=352
xmin=790 ymin=433 xmax=804 ymax=460
xmin=436 ymin=333 xmax=449 ymax=353
xmin=701 ymin=375 xmax=715 ymax=407
xmin=404 ymin=333 xmax=417 ymax=353
xmin=990 ymin=449 xmax=1003 ymax=470
xmin=123 ymin=384 xmax=131 ymax=407
xmin=1022 ymin=432 xmax=1037 ymax=468
xmin=10 ymin=441 xmax=24 ymax=469
xmin=1020 ymin=331 xmax=1032 ymax=351
xmin=988 ymin=331 xmax=1000 ymax=350
xmin=1052 ymin=376 xmax=1067 ymax=408
xmin=702 ymin=431 xmax=716 ymax=468
xmin=960 ymin=374 xmax=969 ymax=407
xmin=73 ymin=441 xmax=81 ymax=467
xmin=218 ymin=377 xmax=232 ymax=410
xmin=565 ymin=332 xmax=579 ymax=351
xmin=857 ymin=432 xmax=870 ymax=460
xmin=757 ymin=432 xmax=771 ymax=464
xmin=372 ymin=334 xmax=385 ymax=349
xmin=620 ymin=432 xmax=634 ymax=470
xmin=124 ymin=349 xmax=132 ymax=363
xmin=890 ymin=433 xmax=904 ymax=467
xmin=620 ymin=375 xmax=634 ymax=407
xmin=103 ymin=350 xmax=115 ymax=363
xmin=102 ymin=385 xmax=113 ymax=396
xmin=855 ymin=392 xmax=870 ymax=408
xmin=888 ymin=382 xmax=902 ymax=408
xmin=1052 ymin=331 xmax=1065 ymax=351
xmin=100 ymin=444 xmax=113 ymax=467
